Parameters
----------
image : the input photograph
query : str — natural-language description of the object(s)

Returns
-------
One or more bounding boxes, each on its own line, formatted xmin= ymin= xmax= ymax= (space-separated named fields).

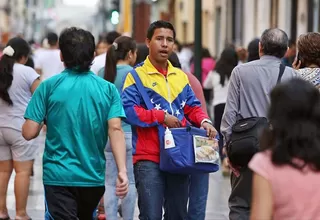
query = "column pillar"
xmin=134 ymin=0 xmax=151 ymax=43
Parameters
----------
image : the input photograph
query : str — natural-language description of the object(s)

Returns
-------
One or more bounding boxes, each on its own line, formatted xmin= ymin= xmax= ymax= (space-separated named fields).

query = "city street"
xmin=7 ymin=132 xmax=230 ymax=220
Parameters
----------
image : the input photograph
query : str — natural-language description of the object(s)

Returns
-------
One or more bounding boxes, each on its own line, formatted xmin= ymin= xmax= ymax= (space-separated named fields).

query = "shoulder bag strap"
xmin=129 ymin=69 xmax=154 ymax=110
xmin=277 ymin=64 xmax=286 ymax=84
xmin=129 ymin=69 xmax=166 ymax=135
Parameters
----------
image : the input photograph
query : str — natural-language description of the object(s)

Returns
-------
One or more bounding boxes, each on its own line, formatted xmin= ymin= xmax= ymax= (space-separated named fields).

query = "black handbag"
xmin=227 ymin=64 xmax=285 ymax=167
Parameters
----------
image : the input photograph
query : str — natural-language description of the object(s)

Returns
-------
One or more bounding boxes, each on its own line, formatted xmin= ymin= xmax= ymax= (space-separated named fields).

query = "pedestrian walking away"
xmin=22 ymin=27 xmax=129 ymax=220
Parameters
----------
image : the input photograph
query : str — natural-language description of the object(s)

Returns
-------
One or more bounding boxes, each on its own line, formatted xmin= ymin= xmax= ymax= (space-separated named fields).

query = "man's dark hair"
xmin=288 ymin=39 xmax=296 ymax=48
xmin=174 ymin=40 xmax=182 ymax=52
xmin=260 ymin=28 xmax=288 ymax=58
xmin=59 ymin=27 xmax=95 ymax=72
xmin=147 ymin=20 xmax=176 ymax=40
xmin=169 ymin=52 xmax=181 ymax=68
xmin=47 ymin=32 xmax=58 ymax=46
xmin=134 ymin=43 xmax=149 ymax=65
xmin=105 ymin=31 xmax=121 ymax=45
xmin=247 ymin=38 xmax=260 ymax=62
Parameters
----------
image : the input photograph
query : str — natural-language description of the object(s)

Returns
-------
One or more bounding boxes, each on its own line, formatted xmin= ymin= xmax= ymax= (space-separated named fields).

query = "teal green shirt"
xmin=24 ymin=69 xmax=126 ymax=187
xmin=98 ymin=64 xmax=132 ymax=132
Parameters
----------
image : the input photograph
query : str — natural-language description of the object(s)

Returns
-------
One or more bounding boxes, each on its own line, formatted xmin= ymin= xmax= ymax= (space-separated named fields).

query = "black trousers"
xmin=44 ymin=185 xmax=105 ymax=220
xmin=229 ymin=168 xmax=253 ymax=220
xmin=213 ymin=103 xmax=226 ymax=160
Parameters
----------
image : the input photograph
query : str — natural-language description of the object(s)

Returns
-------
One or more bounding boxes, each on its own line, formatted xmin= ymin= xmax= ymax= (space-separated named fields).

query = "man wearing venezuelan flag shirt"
xmin=121 ymin=20 xmax=217 ymax=220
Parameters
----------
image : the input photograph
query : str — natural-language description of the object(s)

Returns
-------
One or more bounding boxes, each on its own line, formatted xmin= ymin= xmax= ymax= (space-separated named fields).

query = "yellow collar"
xmin=144 ymin=56 xmax=176 ymax=75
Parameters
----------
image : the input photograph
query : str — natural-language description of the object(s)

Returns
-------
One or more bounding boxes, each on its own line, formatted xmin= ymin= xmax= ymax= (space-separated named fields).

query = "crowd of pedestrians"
xmin=0 ymin=19 xmax=320 ymax=220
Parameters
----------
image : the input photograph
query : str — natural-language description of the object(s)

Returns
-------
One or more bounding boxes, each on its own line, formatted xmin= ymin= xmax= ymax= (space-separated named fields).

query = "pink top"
xmin=190 ymin=58 xmax=216 ymax=85
xmin=249 ymin=152 xmax=320 ymax=220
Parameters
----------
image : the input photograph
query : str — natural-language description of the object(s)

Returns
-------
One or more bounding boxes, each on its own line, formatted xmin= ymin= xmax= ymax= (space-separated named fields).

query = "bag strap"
xmin=130 ymin=69 xmax=166 ymax=136
xmin=277 ymin=64 xmax=285 ymax=84
xmin=130 ymin=69 xmax=154 ymax=110
xmin=237 ymin=63 xmax=286 ymax=121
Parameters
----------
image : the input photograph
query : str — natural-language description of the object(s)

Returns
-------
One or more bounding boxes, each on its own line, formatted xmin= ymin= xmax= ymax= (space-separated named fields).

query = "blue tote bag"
xmin=130 ymin=70 xmax=220 ymax=174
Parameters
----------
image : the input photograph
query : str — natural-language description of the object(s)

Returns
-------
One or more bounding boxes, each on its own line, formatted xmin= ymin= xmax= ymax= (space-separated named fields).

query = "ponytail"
xmin=0 ymin=37 xmax=31 ymax=105
xmin=104 ymin=36 xmax=137 ymax=83
xmin=104 ymin=44 xmax=117 ymax=83
xmin=0 ymin=55 xmax=15 ymax=105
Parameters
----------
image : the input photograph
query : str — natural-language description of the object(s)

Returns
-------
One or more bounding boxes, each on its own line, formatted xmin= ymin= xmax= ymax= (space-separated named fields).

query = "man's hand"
xmin=164 ymin=113 xmax=181 ymax=128
xmin=116 ymin=171 xmax=129 ymax=199
xmin=223 ymin=145 xmax=240 ymax=177
xmin=201 ymin=122 xmax=217 ymax=139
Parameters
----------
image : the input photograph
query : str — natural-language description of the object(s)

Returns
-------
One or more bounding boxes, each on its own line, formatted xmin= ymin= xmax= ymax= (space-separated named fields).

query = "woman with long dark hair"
xmin=97 ymin=36 xmax=137 ymax=220
xmin=0 ymin=37 xmax=40 ymax=220
xmin=250 ymin=78 xmax=320 ymax=219
xmin=203 ymin=47 xmax=238 ymax=175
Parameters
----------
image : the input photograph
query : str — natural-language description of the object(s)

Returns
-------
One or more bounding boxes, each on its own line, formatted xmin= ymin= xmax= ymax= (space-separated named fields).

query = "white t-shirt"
xmin=0 ymin=63 xmax=39 ymax=130
xmin=34 ymin=49 xmax=64 ymax=80
xmin=90 ymin=53 xmax=106 ymax=74
xmin=203 ymin=70 xmax=229 ymax=106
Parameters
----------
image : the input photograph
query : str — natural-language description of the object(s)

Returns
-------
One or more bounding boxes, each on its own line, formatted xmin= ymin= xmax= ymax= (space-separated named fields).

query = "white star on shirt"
xmin=180 ymin=100 xmax=187 ymax=109
xmin=175 ymin=109 xmax=181 ymax=116
xmin=150 ymin=98 xmax=155 ymax=104
xmin=164 ymin=109 xmax=168 ymax=113
xmin=155 ymin=104 xmax=162 ymax=110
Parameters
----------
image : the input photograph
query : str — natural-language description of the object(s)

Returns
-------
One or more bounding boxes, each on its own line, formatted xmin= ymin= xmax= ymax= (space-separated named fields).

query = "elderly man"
xmin=221 ymin=28 xmax=298 ymax=220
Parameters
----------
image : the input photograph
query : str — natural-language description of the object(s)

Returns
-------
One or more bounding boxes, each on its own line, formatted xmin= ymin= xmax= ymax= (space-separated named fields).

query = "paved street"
xmin=7 ymin=132 xmax=230 ymax=220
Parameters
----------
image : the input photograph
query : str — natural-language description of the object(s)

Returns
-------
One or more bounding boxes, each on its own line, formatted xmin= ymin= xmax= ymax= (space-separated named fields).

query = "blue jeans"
xmin=104 ymin=132 xmax=136 ymax=220
xmin=187 ymin=173 xmax=209 ymax=220
xmin=134 ymin=161 xmax=189 ymax=220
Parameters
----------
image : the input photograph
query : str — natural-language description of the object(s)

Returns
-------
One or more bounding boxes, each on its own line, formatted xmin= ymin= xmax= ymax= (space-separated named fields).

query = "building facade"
xmin=173 ymin=0 xmax=320 ymax=58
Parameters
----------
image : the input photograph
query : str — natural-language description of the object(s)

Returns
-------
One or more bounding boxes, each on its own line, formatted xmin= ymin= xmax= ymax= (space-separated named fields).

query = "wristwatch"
xmin=201 ymin=119 xmax=213 ymax=126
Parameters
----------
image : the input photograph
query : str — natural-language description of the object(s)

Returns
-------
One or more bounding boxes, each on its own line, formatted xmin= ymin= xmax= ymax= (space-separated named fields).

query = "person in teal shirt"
xmin=96 ymin=36 xmax=137 ymax=220
xmin=22 ymin=27 xmax=129 ymax=220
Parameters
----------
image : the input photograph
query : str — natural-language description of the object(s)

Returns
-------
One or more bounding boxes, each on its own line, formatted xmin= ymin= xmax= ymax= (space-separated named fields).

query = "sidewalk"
xmin=7 ymin=131 xmax=230 ymax=220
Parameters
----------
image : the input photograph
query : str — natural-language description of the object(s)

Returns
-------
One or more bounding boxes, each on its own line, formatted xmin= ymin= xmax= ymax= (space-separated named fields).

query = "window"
xmin=232 ymin=0 xmax=244 ymax=46
xmin=290 ymin=0 xmax=298 ymax=41
xmin=306 ymin=0 xmax=320 ymax=32
xmin=202 ymin=10 xmax=209 ymax=49
xmin=182 ymin=22 xmax=187 ymax=43
xmin=313 ymin=0 xmax=320 ymax=31
xmin=215 ymin=6 xmax=221 ymax=56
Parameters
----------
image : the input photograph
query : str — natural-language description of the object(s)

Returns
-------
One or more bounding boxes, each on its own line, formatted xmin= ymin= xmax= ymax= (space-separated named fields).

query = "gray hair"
xmin=260 ymin=28 xmax=289 ymax=58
